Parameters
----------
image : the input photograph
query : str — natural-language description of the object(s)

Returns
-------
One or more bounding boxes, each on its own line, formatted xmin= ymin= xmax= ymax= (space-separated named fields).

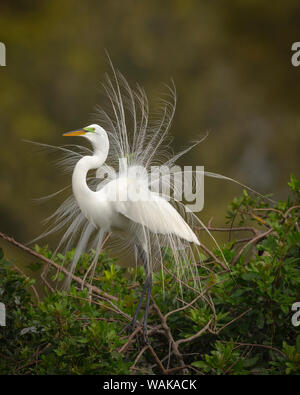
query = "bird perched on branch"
xmin=34 ymin=63 xmax=264 ymax=341
xmin=62 ymin=121 xmax=201 ymax=339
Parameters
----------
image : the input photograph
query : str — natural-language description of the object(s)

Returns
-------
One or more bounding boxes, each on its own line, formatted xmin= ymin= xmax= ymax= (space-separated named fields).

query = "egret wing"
xmin=117 ymin=184 xmax=199 ymax=245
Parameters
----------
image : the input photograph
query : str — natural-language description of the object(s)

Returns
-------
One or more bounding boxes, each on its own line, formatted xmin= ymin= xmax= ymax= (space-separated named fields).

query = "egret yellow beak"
xmin=63 ymin=129 xmax=86 ymax=137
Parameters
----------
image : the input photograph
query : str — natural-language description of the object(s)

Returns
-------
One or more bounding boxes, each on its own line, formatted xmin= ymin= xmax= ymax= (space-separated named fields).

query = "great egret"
xmin=62 ymin=123 xmax=200 ymax=338
xmin=31 ymin=68 xmax=211 ymax=342
xmin=34 ymin=65 xmax=268 ymax=341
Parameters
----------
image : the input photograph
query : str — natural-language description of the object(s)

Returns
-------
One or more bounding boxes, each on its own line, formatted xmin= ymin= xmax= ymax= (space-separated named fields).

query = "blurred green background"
xmin=0 ymin=0 xmax=299 ymax=249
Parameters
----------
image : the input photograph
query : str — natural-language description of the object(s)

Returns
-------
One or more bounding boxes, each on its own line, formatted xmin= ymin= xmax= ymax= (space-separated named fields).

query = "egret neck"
xmin=72 ymin=150 xmax=108 ymax=218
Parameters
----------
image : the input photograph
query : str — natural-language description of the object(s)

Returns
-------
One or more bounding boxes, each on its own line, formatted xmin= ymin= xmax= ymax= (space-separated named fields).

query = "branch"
xmin=152 ymin=300 xmax=188 ymax=373
xmin=199 ymin=242 xmax=228 ymax=271
xmin=0 ymin=231 xmax=117 ymax=302
xmin=176 ymin=319 xmax=212 ymax=346
xmin=197 ymin=226 xmax=258 ymax=235
xmin=212 ymin=308 xmax=252 ymax=335
xmin=231 ymin=228 xmax=273 ymax=265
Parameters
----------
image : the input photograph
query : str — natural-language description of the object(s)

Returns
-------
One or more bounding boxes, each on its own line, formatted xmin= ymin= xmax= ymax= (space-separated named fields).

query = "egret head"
xmin=63 ymin=124 xmax=109 ymax=153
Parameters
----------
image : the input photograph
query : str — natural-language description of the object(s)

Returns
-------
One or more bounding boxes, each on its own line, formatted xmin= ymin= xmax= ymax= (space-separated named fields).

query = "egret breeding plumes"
xmin=32 ymin=65 xmax=269 ymax=340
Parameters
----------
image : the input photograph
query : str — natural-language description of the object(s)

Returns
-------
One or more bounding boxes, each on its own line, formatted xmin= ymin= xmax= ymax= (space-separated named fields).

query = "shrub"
xmin=0 ymin=175 xmax=299 ymax=374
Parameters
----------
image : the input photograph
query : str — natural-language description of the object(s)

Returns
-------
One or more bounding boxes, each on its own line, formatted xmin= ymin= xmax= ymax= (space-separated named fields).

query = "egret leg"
xmin=142 ymin=274 xmax=152 ymax=343
xmin=130 ymin=245 xmax=152 ymax=342
xmin=130 ymin=275 xmax=149 ymax=330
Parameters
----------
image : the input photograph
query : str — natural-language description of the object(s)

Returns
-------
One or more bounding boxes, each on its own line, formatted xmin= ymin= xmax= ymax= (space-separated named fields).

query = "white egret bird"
xmin=33 ymin=68 xmax=209 ymax=340
xmin=34 ymin=66 xmax=268 ymax=340
xmin=62 ymin=123 xmax=200 ymax=337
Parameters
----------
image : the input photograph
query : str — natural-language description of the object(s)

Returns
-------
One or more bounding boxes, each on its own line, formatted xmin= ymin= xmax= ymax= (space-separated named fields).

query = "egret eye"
xmin=83 ymin=126 xmax=95 ymax=133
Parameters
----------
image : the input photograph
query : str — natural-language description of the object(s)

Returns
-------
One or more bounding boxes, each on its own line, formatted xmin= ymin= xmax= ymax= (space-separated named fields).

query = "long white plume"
xmin=30 ymin=61 xmax=273 ymax=292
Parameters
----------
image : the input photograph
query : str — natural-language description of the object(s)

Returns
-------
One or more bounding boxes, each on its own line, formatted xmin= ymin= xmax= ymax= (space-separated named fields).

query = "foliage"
xmin=0 ymin=255 xmax=130 ymax=374
xmin=0 ymin=175 xmax=299 ymax=374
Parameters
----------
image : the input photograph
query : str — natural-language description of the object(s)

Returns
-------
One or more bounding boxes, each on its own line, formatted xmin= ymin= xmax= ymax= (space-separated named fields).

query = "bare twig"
xmin=165 ymin=281 xmax=223 ymax=320
xmin=199 ymin=242 xmax=228 ymax=271
xmin=68 ymin=293 xmax=131 ymax=322
xmin=284 ymin=205 xmax=300 ymax=219
xmin=176 ymin=319 xmax=212 ymax=346
xmin=212 ymin=308 xmax=252 ymax=335
xmin=130 ymin=345 xmax=149 ymax=371
xmin=148 ymin=344 xmax=167 ymax=374
xmin=222 ymin=341 xmax=286 ymax=358
xmin=119 ymin=325 xmax=142 ymax=354
xmin=231 ymin=228 xmax=273 ymax=265
xmin=197 ymin=225 xmax=258 ymax=235
xmin=152 ymin=300 xmax=188 ymax=374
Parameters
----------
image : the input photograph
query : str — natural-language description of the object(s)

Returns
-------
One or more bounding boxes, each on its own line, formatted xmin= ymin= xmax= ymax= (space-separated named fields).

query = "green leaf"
xmin=191 ymin=361 xmax=207 ymax=369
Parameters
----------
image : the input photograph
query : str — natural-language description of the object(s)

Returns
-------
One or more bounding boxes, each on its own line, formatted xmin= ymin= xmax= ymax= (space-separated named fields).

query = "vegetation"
xmin=0 ymin=175 xmax=299 ymax=374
